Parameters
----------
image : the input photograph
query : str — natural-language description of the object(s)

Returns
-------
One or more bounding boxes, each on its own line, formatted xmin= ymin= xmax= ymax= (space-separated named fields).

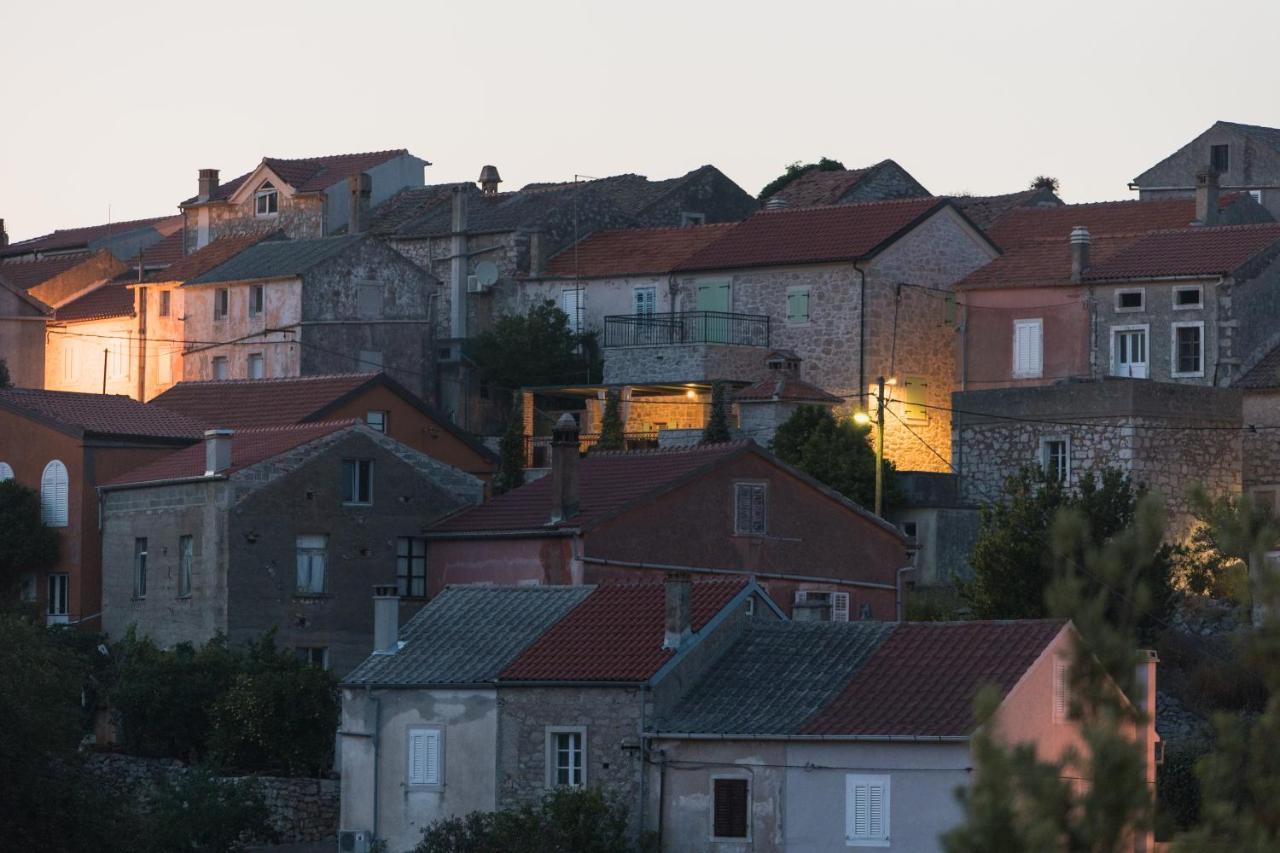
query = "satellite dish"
xmin=475 ymin=261 xmax=499 ymax=288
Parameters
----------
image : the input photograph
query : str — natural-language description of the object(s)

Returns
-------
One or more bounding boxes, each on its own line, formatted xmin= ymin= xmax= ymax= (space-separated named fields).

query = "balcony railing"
xmin=603 ymin=311 xmax=771 ymax=348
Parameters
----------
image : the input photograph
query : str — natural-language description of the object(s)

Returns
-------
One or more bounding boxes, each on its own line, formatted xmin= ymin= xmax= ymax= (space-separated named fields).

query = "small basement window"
xmin=1115 ymin=289 xmax=1145 ymax=312
xmin=1173 ymin=286 xmax=1203 ymax=310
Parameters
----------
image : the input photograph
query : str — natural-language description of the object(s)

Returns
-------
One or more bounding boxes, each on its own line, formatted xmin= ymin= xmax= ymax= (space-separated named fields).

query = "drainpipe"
xmin=637 ymin=684 xmax=648 ymax=839
xmin=136 ymin=282 xmax=147 ymax=401
xmin=655 ymin=748 xmax=667 ymax=850
xmin=854 ymin=261 xmax=867 ymax=407
xmin=367 ymin=687 xmax=382 ymax=842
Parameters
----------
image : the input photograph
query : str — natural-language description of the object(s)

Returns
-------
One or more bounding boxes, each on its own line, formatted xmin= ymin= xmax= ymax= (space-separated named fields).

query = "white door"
xmin=1112 ymin=328 xmax=1148 ymax=378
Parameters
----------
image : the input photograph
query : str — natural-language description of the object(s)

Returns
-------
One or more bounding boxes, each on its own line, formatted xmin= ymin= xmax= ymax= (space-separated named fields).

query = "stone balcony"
xmin=601 ymin=311 xmax=771 ymax=384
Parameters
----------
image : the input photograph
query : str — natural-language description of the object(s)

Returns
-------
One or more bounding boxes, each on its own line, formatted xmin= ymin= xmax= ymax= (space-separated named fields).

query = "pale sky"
xmin=5 ymin=0 xmax=1280 ymax=242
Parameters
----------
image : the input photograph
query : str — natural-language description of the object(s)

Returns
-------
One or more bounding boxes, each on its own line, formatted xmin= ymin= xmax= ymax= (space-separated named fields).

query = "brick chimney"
xmin=478 ymin=164 xmax=502 ymax=196
xmin=1196 ymin=169 xmax=1220 ymax=226
xmin=662 ymin=572 xmax=693 ymax=650
xmin=203 ymin=428 xmax=233 ymax=475
xmin=348 ymin=173 xmax=372 ymax=235
xmin=198 ymin=169 xmax=220 ymax=203
xmin=0 ymin=218 xmax=7 ymax=248
xmin=549 ymin=413 xmax=580 ymax=523
xmin=373 ymin=584 xmax=400 ymax=654
xmin=1070 ymin=225 xmax=1091 ymax=283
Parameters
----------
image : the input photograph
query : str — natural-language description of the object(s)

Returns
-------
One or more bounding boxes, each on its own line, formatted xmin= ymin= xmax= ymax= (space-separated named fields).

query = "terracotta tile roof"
xmin=0 ymin=253 xmax=94 ymax=290
xmin=1082 ymin=223 xmax=1280 ymax=281
xmin=736 ymin=375 xmax=842 ymax=404
xmin=150 ymin=373 xmax=380 ymax=427
xmin=951 ymin=188 xmax=1063 ymax=231
xmin=956 ymin=234 xmax=1139 ymax=291
xmin=129 ymin=230 xmax=185 ymax=267
xmin=0 ymin=215 xmax=177 ymax=258
xmin=143 ymin=232 xmax=280 ymax=284
xmin=53 ymin=282 xmax=134 ymax=323
xmin=1238 ymin=345 xmax=1280 ymax=389
xmin=0 ymin=389 xmax=205 ymax=440
xmin=543 ymin=224 xmax=735 ymax=277
xmin=675 ymin=197 xmax=949 ymax=272
xmin=500 ymin=578 xmax=747 ymax=682
xmin=803 ymin=620 xmax=1065 ymax=737
xmin=184 ymin=150 xmax=411 ymax=205
xmin=430 ymin=441 xmax=750 ymax=534
xmin=102 ymin=420 xmax=355 ymax=487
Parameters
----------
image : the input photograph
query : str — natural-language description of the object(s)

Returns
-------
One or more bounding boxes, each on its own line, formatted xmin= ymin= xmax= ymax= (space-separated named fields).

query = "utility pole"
xmin=874 ymin=375 xmax=886 ymax=517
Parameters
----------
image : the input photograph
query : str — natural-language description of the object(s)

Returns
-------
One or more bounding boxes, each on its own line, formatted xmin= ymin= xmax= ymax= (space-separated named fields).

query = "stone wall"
xmin=185 ymin=191 xmax=326 ymax=254
xmin=85 ymin=753 xmax=338 ymax=843
xmin=1243 ymin=390 xmax=1280 ymax=490
xmin=603 ymin=342 xmax=769 ymax=385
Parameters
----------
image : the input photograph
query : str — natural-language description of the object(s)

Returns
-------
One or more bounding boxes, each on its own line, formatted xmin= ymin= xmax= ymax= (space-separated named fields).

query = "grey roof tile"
xmin=342 ymin=586 xmax=593 ymax=687
xmin=187 ymin=235 xmax=363 ymax=284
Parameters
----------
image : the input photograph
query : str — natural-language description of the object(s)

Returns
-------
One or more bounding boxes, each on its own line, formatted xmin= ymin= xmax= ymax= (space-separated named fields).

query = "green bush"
xmin=770 ymin=405 xmax=895 ymax=510
xmin=139 ymin=768 xmax=277 ymax=853
xmin=417 ymin=787 xmax=643 ymax=853
xmin=1157 ymin=741 xmax=1209 ymax=838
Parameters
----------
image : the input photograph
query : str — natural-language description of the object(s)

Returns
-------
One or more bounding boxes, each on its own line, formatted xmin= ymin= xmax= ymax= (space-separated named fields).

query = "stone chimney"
xmin=478 ymin=164 xmax=502 ymax=196
xmin=373 ymin=585 xmax=400 ymax=654
xmin=198 ymin=169 xmax=220 ymax=203
xmin=1196 ymin=169 xmax=1220 ymax=226
xmin=203 ymin=428 xmax=233 ymax=475
xmin=528 ymin=230 xmax=545 ymax=277
xmin=0 ymin=218 xmax=7 ymax=248
xmin=662 ymin=572 xmax=693 ymax=650
xmin=549 ymin=413 xmax=580 ymax=523
xmin=1069 ymin=225 xmax=1091 ymax=283
xmin=764 ymin=196 xmax=789 ymax=211
xmin=347 ymin=173 xmax=372 ymax=234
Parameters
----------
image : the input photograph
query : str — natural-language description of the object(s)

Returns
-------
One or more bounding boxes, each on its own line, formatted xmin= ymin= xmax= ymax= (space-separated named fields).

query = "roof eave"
xmin=647 ymin=731 xmax=971 ymax=742
xmin=422 ymin=527 xmax=580 ymax=540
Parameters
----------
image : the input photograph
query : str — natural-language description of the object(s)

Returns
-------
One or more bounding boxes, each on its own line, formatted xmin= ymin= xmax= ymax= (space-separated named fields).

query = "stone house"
xmin=648 ymin=619 xmax=1158 ymax=853
xmin=425 ymin=415 xmax=912 ymax=619
xmin=760 ymin=159 xmax=930 ymax=207
xmin=150 ymin=371 xmax=496 ymax=482
xmin=1229 ymin=348 xmax=1280 ymax=511
xmin=1131 ymin=120 xmax=1280 ymax=219
xmin=0 ymin=274 xmax=50 ymax=390
xmin=338 ymin=576 xmax=779 ymax=852
xmin=98 ymin=420 xmax=483 ymax=676
xmin=178 ymin=234 xmax=439 ymax=399
xmin=178 ymin=150 xmax=428 ymax=252
xmin=0 ymin=389 xmax=204 ymax=626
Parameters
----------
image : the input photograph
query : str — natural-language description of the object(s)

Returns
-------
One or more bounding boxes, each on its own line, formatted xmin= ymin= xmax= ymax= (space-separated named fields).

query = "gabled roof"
xmin=143 ymin=232 xmax=282 ymax=284
xmin=0 ymin=389 xmax=205 ymax=441
xmin=951 ymin=187 xmax=1063 ymax=231
xmin=0 ymin=253 xmax=96 ymax=290
xmin=0 ymin=215 xmax=177 ymax=259
xmin=100 ymin=420 xmax=355 ymax=488
xmin=1081 ymin=223 xmax=1280 ymax=281
xmin=674 ymin=197 xmax=968 ymax=272
xmin=762 ymin=160 xmax=928 ymax=208
xmin=186 ymin=235 xmax=363 ymax=284
xmin=1132 ymin=121 xmax=1280 ymax=187
xmin=182 ymin=150 xmax=413 ymax=205
xmin=735 ymin=375 xmax=842 ymax=404
xmin=52 ymin=281 xmax=134 ymax=323
xmin=542 ymin=224 xmax=735 ymax=278
xmin=1237 ymin=344 xmax=1280 ymax=389
xmin=342 ymin=585 xmax=594 ymax=687
xmin=655 ymin=619 xmax=1066 ymax=738
xmin=501 ymin=578 xmax=747 ymax=682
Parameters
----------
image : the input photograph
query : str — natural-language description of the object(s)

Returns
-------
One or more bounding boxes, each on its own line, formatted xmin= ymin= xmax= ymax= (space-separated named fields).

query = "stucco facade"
xmin=0 ymin=282 xmax=47 ymax=388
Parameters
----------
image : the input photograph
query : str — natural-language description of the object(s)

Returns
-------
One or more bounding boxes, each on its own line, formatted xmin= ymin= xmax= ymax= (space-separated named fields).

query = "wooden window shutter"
xmin=713 ymin=778 xmax=749 ymax=838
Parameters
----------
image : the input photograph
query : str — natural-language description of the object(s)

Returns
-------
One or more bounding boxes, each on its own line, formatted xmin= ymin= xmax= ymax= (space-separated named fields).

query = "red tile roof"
xmin=150 ymin=373 xmax=380 ymax=427
xmin=675 ymin=197 xmax=948 ymax=272
xmin=736 ymin=375 xmax=842 ymax=404
xmin=186 ymin=150 xmax=411 ymax=204
xmin=0 ymin=389 xmax=205 ymax=440
xmin=130 ymin=230 xmax=185 ymax=267
xmin=143 ymin=232 xmax=279 ymax=284
xmin=1238 ymin=344 xmax=1280 ymax=389
xmin=53 ymin=282 xmax=134 ymax=323
xmin=0 ymin=253 xmax=95 ymax=290
xmin=431 ymin=441 xmax=750 ymax=533
xmin=1082 ymin=223 xmax=1280 ymax=281
xmin=803 ymin=620 xmax=1065 ymax=737
xmin=500 ymin=578 xmax=747 ymax=681
xmin=543 ymin=224 xmax=735 ymax=278
xmin=0 ymin=215 xmax=178 ymax=258
xmin=956 ymin=234 xmax=1139 ymax=291
xmin=102 ymin=420 xmax=355 ymax=488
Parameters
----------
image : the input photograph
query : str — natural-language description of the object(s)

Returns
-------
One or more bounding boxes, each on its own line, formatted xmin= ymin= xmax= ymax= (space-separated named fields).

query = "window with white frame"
xmin=1053 ymin=656 xmax=1070 ymax=723
xmin=255 ymin=181 xmax=279 ymax=216
xmin=178 ymin=535 xmax=193 ymax=598
xmin=561 ymin=288 xmax=583 ymax=334
xmin=0 ymin=461 xmax=12 ymax=481
xmin=397 ymin=536 xmax=427 ymax=598
xmin=133 ymin=538 xmax=148 ymax=598
xmin=546 ymin=726 xmax=586 ymax=788
xmin=1012 ymin=319 xmax=1043 ymax=378
xmin=680 ymin=211 xmax=706 ymax=227
xmin=212 ymin=356 xmax=229 ymax=381
xmin=794 ymin=589 xmax=850 ymax=622
xmin=366 ymin=411 xmax=388 ymax=433
xmin=47 ymin=573 xmax=69 ymax=622
xmin=1251 ymin=189 xmax=1264 ymax=205
xmin=407 ymin=726 xmax=443 ymax=787
xmin=248 ymin=353 xmax=265 ymax=380
xmin=786 ymin=287 xmax=810 ymax=323
xmin=295 ymin=535 xmax=327 ymax=594
xmin=712 ymin=776 xmax=750 ymax=841
xmin=1115 ymin=289 xmax=1145 ymax=312
xmin=40 ymin=460 xmax=68 ymax=527
xmin=249 ymin=284 xmax=264 ymax=317
xmin=1173 ymin=285 xmax=1203 ymax=310
xmin=214 ymin=288 xmax=229 ymax=320
xmin=845 ymin=774 xmax=890 ymax=846
xmin=342 ymin=459 xmax=373 ymax=505
xmin=734 ymin=482 xmax=767 ymax=536
xmin=295 ymin=646 xmax=330 ymax=670
xmin=1040 ymin=437 xmax=1070 ymax=483
xmin=633 ymin=286 xmax=657 ymax=316
xmin=1172 ymin=322 xmax=1205 ymax=377
xmin=1111 ymin=325 xmax=1149 ymax=378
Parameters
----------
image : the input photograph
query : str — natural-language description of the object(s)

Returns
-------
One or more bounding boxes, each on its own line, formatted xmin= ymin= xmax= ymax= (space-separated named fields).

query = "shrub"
xmin=770 ymin=404 xmax=894 ymax=510
xmin=140 ymin=768 xmax=277 ymax=853
xmin=417 ymin=787 xmax=640 ymax=853
xmin=1156 ymin=742 xmax=1208 ymax=838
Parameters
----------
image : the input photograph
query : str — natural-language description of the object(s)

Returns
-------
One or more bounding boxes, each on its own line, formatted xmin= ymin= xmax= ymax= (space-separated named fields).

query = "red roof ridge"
xmin=1141 ymin=221 xmax=1280 ymax=235
xmin=203 ymin=418 xmax=359 ymax=434
xmin=578 ymin=222 xmax=737 ymax=236
xmin=266 ymin=147 xmax=408 ymax=165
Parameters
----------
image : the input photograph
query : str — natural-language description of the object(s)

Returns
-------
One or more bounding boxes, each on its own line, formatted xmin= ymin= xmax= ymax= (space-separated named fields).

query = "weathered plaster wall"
xmin=1091 ymin=277 xmax=1221 ymax=384
xmin=45 ymin=314 xmax=139 ymax=397
xmin=182 ymin=278 xmax=303 ymax=382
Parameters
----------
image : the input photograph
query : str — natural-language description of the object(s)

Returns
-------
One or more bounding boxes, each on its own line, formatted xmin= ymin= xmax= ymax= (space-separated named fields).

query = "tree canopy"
xmin=494 ymin=393 xmax=527 ymax=496
xmin=701 ymin=382 xmax=732 ymax=444
xmin=756 ymin=157 xmax=847 ymax=201
xmin=469 ymin=300 xmax=599 ymax=391
xmin=0 ymin=479 xmax=59 ymax=595
xmin=770 ymin=405 xmax=894 ymax=510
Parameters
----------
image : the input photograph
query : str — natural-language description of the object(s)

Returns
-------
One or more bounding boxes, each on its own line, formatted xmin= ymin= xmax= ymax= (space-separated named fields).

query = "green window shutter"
xmin=787 ymin=289 xmax=809 ymax=322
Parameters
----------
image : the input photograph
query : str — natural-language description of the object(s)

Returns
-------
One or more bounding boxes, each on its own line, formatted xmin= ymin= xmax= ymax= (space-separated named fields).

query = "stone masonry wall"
xmin=603 ymin=342 xmax=769 ymax=385
xmin=1243 ymin=390 xmax=1280 ymax=490
xmin=85 ymin=753 xmax=338 ymax=843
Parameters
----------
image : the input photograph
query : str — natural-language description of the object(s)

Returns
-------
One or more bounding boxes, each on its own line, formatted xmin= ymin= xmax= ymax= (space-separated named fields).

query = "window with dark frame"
xmin=342 ymin=459 xmax=373 ymax=504
xmin=249 ymin=284 xmax=264 ymax=317
xmin=713 ymin=778 xmax=750 ymax=839
xmin=397 ymin=537 xmax=427 ymax=598
xmin=158 ymin=290 xmax=171 ymax=317
xmin=366 ymin=411 xmax=388 ymax=433
xmin=734 ymin=483 xmax=767 ymax=535
xmin=214 ymin=288 xmax=229 ymax=320
xmin=294 ymin=646 xmax=329 ymax=670
xmin=1211 ymin=144 xmax=1230 ymax=173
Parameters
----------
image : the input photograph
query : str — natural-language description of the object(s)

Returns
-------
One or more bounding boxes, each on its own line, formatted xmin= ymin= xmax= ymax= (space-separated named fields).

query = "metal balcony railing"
xmin=603 ymin=311 xmax=771 ymax=348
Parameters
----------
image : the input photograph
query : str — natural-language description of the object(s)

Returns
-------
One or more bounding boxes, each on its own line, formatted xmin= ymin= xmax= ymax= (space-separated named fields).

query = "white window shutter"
xmin=832 ymin=592 xmax=850 ymax=622
xmin=1029 ymin=322 xmax=1043 ymax=376
xmin=1053 ymin=657 xmax=1068 ymax=722
xmin=408 ymin=728 xmax=441 ymax=785
xmin=846 ymin=774 xmax=890 ymax=843
xmin=41 ymin=460 xmax=68 ymax=527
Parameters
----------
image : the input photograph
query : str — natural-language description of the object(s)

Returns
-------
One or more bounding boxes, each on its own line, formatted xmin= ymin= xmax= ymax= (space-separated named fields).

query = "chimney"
xmin=373 ymin=584 xmax=400 ymax=654
xmin=662 ymin=572 xmax=693 ymax=651
xmin=347 ymin=173 xmax=372 ymax=235
xmin=478 ymin=164 xmax=502 ymax=196
xmin=198 ymin=169 xmax=219 ymax=203
xmin=1069 ymin=225 xmax=1091 ymax=283
xmin=764 ymin=196 xmax=789 ymax=211
xmin=528 ymin=230 xmax=545 ymax=277
xmin=203 ymin=428 xmax=233 ymax=475
xmin=0 ymin=218 xmax=7 ymax=248
xmin=549 ymin=413 xmax=580 ymax=523
xmin=1196 ymin=169 xmax=1220 ymax=226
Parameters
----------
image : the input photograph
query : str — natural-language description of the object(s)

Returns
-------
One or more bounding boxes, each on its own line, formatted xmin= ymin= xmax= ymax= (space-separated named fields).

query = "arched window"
xmin=255 ymin=181 xmax=279 ymax=216
xmin=0 ymin=462 xmax=12 ymax=481
xmin=40 ymin=460 xmax=69 ymax=527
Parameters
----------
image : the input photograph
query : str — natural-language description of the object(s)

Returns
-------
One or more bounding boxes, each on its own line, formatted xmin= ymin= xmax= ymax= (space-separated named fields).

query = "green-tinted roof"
xmin=187 ymin=235 xmax=362 ymax=284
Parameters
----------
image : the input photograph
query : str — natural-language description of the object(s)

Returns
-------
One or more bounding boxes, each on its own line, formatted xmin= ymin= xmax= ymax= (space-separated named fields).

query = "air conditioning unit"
xmin=339 ymin=829 xmax=373 ymax=853
xmin=467 ymin=274 xmax=484 ymax=294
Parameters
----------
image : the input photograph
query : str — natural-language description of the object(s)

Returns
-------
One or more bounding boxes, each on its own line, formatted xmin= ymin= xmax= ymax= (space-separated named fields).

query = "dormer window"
xmin=255 ymin=181 xmax=279 ymax=216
